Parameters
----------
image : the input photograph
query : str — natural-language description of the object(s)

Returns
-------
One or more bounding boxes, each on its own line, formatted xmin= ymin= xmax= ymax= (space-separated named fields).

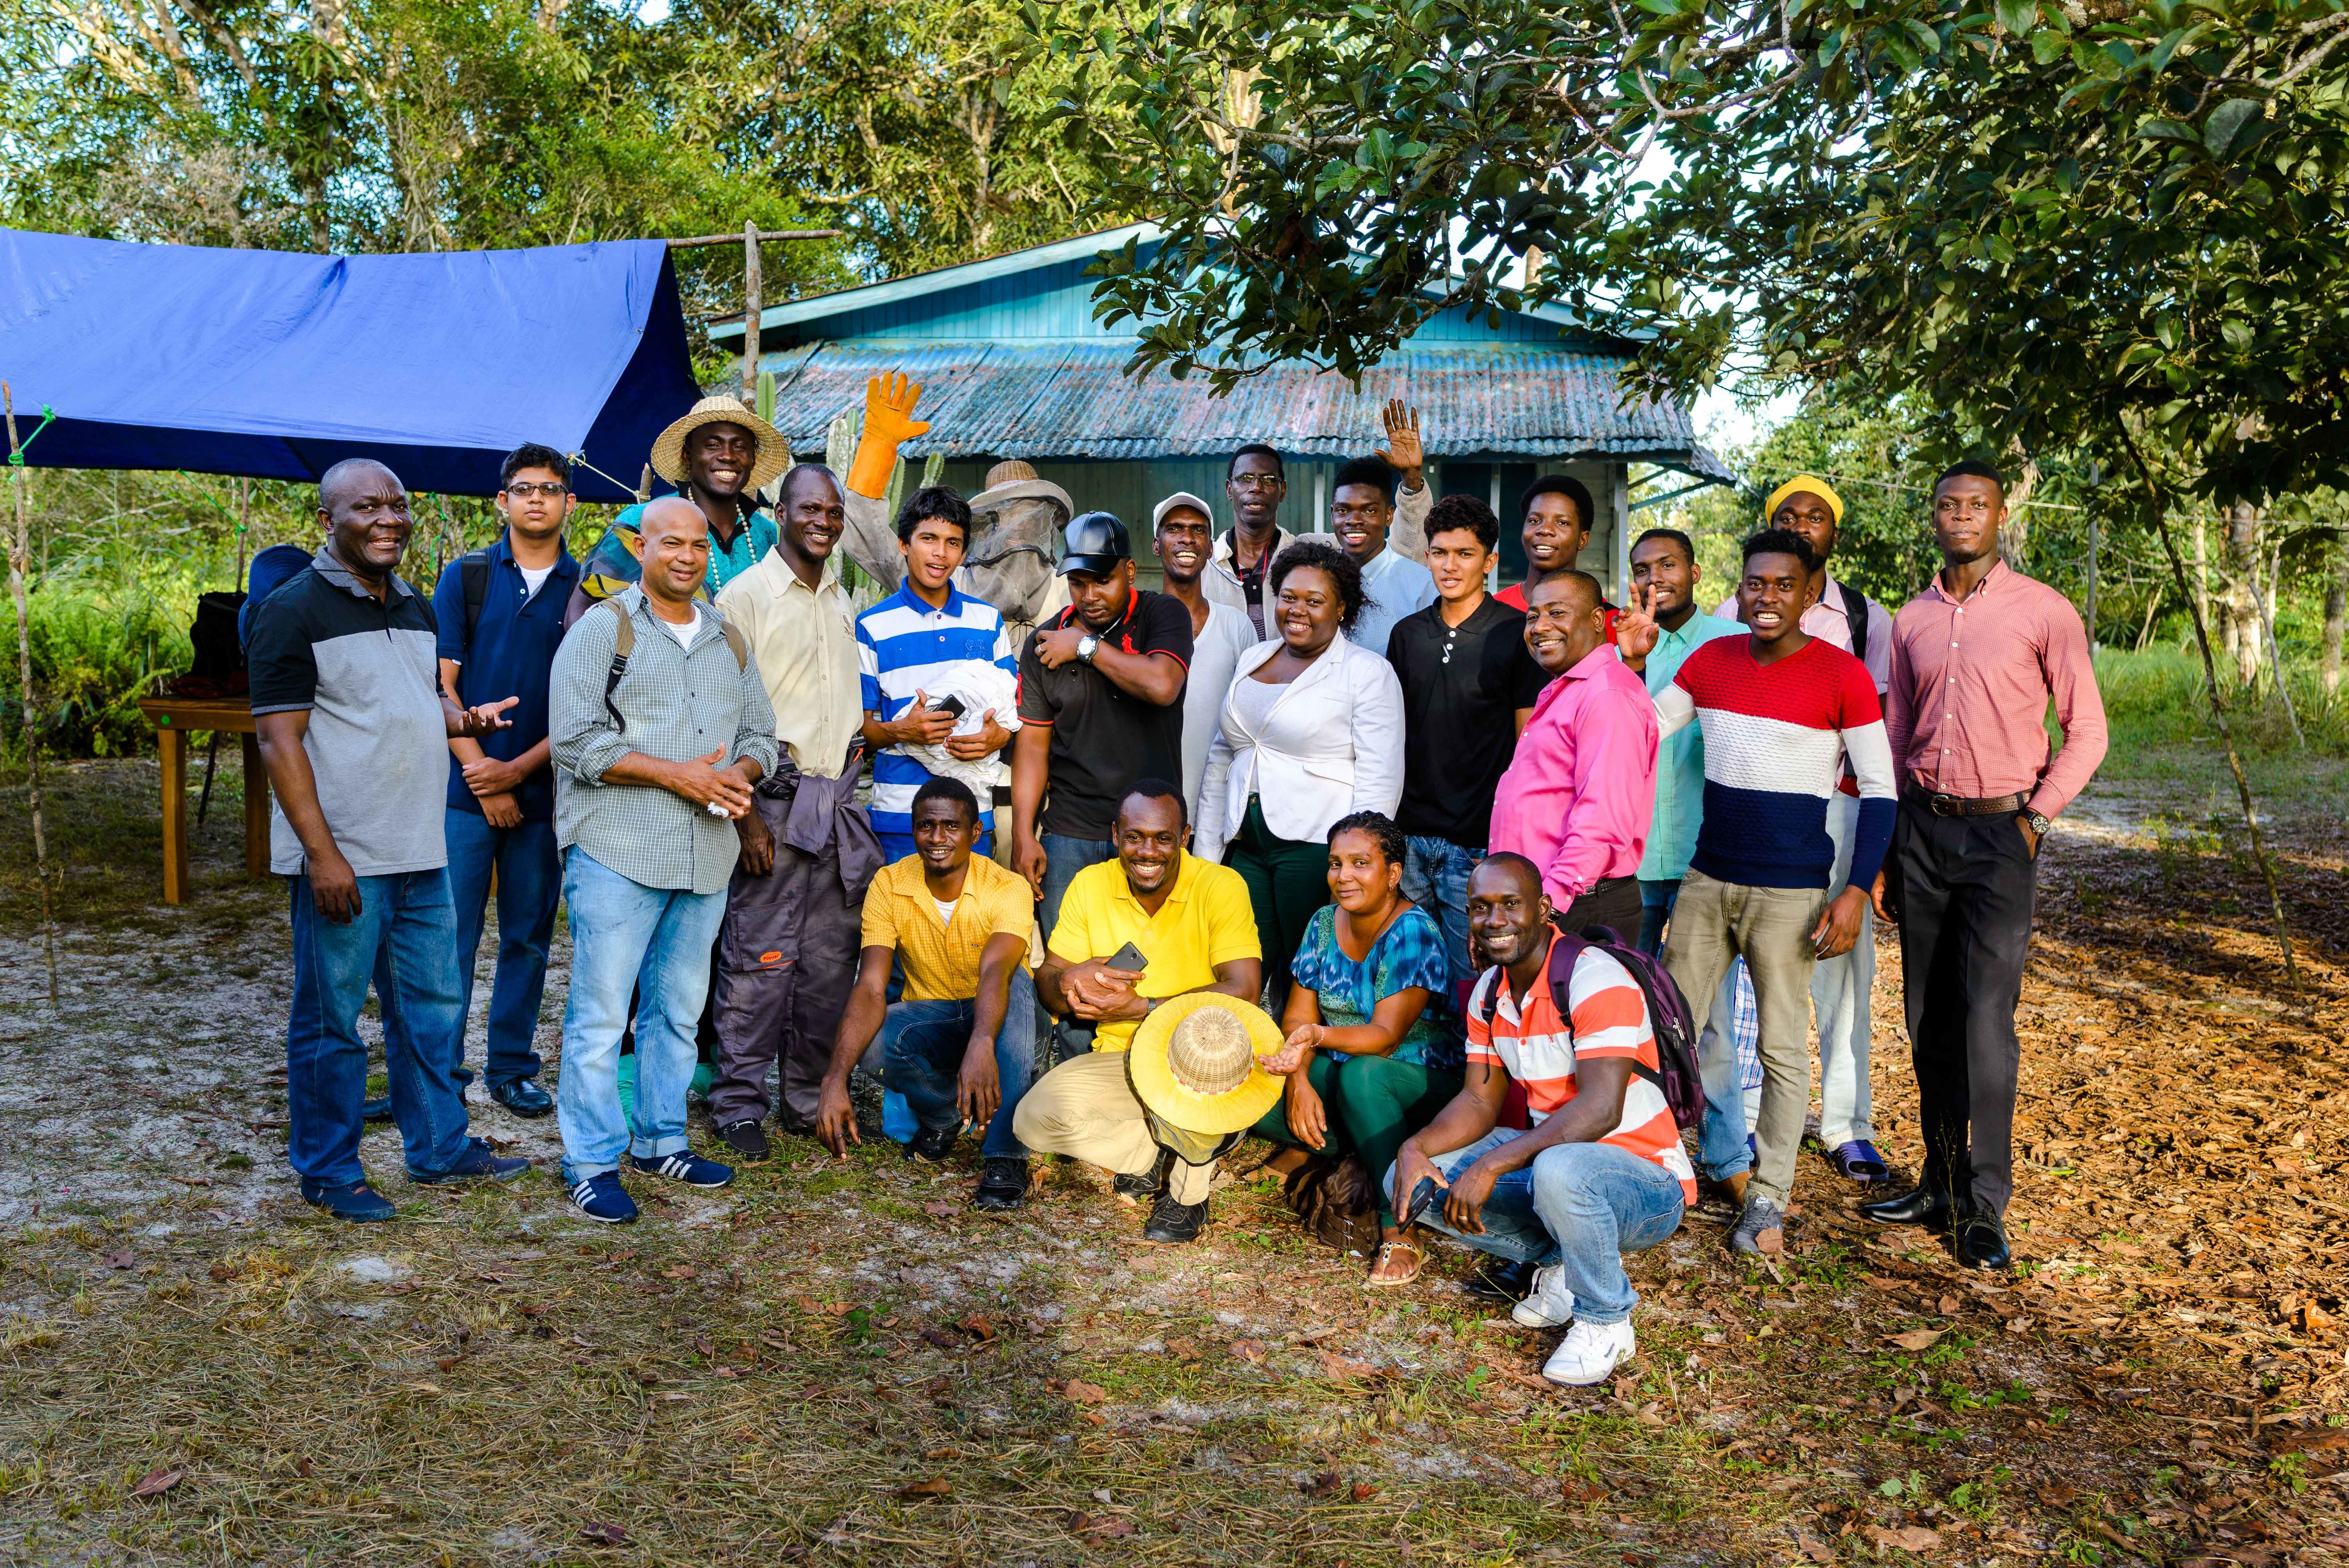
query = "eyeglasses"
xmin=503 ymin=482 xmax=568 ymax=499
xmin=1230 ymin=473 xmax=1285 ymax=492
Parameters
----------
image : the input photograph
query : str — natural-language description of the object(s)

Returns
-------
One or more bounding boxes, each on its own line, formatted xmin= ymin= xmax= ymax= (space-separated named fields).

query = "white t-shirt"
xmin=932 ymin=896 xmax=959 ymax=926
xmin=519 ymin=563 xmax=556 ymax=600
xmin=656 ymin=605 xmax=702 ymax=649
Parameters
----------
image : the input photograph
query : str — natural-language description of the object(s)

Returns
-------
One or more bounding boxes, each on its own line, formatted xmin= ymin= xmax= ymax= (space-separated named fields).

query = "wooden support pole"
xmin=242 ymin=732 xmax=270 ymax=878
xmin=159 ymin=726 xmax=188 ymax=905
xmin=666 ymin=228 xmax=840 ymax=248
xmin=742 ymin=219 xmax=762 ymax=402
xmin=4 ymin=381 xmax=60 ymax=1007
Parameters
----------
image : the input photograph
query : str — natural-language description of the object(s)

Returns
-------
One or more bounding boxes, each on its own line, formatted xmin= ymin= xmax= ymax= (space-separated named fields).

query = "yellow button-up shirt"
xmin=714 ymin=548 xmax=862 ymax=779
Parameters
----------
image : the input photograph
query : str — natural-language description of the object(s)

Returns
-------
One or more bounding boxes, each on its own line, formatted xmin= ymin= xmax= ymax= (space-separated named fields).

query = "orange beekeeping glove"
xmin=846 ymin=372 xmax=930 ymax=499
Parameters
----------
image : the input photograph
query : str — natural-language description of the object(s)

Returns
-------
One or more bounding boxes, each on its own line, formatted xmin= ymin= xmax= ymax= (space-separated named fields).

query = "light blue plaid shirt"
xmin=551 ymin=588 xmax=779 ymax=895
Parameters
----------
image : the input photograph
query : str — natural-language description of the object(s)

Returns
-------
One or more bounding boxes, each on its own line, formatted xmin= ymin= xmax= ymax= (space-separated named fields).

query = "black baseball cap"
xmin=1057 ymin=511 xmax=1133 ymax=577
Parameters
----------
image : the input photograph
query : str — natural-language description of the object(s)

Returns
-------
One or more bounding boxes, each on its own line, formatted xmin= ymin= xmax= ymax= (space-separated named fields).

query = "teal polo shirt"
xmin=1638 ymin=610 xmax=1747 ymax=882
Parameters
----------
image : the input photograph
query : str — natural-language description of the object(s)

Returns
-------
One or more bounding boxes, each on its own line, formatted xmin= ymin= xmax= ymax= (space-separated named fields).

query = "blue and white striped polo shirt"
xmin=855 ymin=582 xmax=1019 ymax=851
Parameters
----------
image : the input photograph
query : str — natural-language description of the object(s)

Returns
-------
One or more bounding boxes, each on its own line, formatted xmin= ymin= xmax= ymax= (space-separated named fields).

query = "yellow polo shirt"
xmin=1045 ymin=852 xmax=1260 ymax=1053
xmin=859 ymin=853 xmax=1034 ymax=1000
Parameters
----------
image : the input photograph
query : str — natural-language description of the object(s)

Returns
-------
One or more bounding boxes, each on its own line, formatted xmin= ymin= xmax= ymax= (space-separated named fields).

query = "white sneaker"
xmin=1510 ymin=1263 xmax=1576 ymax=1328
xmin=1541 ymin=1318 xmax=1637 ymax=1386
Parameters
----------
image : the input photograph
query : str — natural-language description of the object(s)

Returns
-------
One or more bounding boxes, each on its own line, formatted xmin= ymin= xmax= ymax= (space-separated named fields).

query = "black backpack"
xmin=188 ymin=592 xmax=246 ymax=680
xmin=1472 ymin=925 xmax=1706 ymax=1132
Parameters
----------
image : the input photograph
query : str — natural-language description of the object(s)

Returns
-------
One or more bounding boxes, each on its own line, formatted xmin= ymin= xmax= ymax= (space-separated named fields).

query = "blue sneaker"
xmin=300 ymin=1178 xmax=398 ymax=1222
xmin=628 ymin=1149 xmax=734 ymax=1189
xmin=569 ymin=1171 xmax=638 ymax=1224
xmin=408 ymin=1138 xmax=531 ymax=1185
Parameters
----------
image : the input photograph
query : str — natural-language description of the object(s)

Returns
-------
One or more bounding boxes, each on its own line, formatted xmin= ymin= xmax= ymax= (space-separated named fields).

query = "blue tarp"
xmin=0 ymin=228 xmax=704 ymax=502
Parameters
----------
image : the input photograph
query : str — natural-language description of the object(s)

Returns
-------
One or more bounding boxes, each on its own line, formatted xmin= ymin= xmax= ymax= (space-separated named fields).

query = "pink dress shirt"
xmin=1489 ymin=644 xmax=1659 ymax=907
xmin=1884 ymin=561 xmax=2108 ymax=818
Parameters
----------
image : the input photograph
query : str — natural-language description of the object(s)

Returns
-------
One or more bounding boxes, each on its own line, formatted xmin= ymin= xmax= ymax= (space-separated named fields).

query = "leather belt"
xmin=1905 ymin=786 xmax=2025 ymax=817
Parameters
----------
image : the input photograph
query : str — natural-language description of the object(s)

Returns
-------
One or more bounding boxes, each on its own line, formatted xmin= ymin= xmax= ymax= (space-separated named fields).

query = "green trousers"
xmin=1251 ymin=1052 xmax=1466 ymax=1228
xmin=1226 ymin=796 xmax=1330 ymax=1008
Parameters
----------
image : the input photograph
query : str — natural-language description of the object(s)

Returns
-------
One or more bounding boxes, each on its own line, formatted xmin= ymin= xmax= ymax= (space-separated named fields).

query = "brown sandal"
xmin=1367 ymin=1238 xmax=1424 ymax=1286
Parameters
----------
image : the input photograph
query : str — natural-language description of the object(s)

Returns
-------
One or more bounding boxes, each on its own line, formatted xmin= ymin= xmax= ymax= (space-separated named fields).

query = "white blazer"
xmin=1195 ymin=632 xmax=1406 ymax=861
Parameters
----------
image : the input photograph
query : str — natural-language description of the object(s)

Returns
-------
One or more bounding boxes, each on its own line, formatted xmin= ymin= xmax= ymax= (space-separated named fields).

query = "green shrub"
xmin=0 ymin=578 xmax=195 ymax=758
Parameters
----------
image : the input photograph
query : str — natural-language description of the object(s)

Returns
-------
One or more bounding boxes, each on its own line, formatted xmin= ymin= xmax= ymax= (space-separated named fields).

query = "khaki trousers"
xmin=1663 ymin=870 xmax=1826 ymax=1207
xmin=1012 ymin=1051 xmax=1217 ymax=1204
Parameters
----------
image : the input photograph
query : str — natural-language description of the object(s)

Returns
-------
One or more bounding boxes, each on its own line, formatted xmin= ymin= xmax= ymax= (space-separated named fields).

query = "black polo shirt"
xmin=1016 ymin=589 xmax=1193 ymax=839
xmin=1387 ymin=595 xmax=1551 ymax=846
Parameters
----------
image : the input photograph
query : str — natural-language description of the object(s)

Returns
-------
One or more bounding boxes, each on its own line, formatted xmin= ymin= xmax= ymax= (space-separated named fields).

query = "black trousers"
xmin=1886 ymin=797 xmax=2038 ymax=1217
xmin=1555 ymin=876 xmax=1645 ymax=946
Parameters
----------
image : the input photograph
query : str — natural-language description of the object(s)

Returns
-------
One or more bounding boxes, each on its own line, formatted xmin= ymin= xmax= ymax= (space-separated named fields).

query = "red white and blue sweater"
xmin=1654 ymin=636 xmax=1896 ymax=891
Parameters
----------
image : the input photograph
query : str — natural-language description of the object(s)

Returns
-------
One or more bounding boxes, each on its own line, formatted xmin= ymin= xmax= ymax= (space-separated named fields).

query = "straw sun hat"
xmin=1128 ymin=992 xmax=1285 ymax=1136
xmin=649 ymin=395 xmax=792 ymax=493
xmin=969 ymin=458 xmax=1073 ymax=516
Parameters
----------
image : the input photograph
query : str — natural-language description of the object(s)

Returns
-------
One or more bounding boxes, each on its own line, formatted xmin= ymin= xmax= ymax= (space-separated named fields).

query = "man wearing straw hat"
xmin=1015 ymin=780 xmax=1268 ymax=1244
xmin=565 ymin=394 xmax=793 ymax=623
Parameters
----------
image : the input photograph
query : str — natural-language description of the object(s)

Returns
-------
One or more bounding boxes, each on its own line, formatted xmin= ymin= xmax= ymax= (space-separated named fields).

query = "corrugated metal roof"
xmin=762 ymin=340 xmax=1731 ymax=480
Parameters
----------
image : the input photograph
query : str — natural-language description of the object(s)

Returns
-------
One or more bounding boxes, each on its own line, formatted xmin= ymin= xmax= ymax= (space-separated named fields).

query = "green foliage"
xmin=0 ymin=583 xmax=191 ymax=759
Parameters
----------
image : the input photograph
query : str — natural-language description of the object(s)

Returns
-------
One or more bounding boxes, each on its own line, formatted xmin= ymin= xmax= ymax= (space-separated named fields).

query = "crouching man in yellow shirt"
xmin=813 ymin=778 xmax=1038 ymax=1211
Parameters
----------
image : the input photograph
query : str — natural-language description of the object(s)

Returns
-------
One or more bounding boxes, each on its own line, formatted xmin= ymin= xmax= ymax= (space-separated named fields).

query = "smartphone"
xmin=1401 ymin=1175 xmax=1444 ymax=1229
xmin=1104 ymin=941 xmax=1148 ymax=973
xmin=932 ymin=695 xmax=967 ymax=720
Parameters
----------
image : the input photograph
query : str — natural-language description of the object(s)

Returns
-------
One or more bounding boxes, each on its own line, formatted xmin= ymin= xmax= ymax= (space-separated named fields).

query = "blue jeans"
xmin=444 ymin=809 xmax=558 ymax=1089
xmin=1039 ymin=833 xmax=1115 ymax=949
xmin=1637 ymin=878 xmax=1679 ymax=956
xmin=285 ymin=869 xmax=473 ymax=1186
xmin=1386 ymin=1131 xmax=1685 ymax=1324
xmin=556 ymin=848 xmax=729 ymax=1183
xmin=881 ymin=973 xmax=1039 ymax=1158
xmin=1401 ymin=836 xmax=1483 ymax=991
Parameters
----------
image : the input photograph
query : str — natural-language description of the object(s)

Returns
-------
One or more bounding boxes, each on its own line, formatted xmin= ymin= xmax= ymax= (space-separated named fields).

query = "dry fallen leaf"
xmin=168 ymin=1174 xmax=212 ymax=1187
xmin=1559 ymin=1477 xmax=1608 ymax=1505
xmin=1869 ymin=1525 xmax=1943 ymax=1553
xmin=1317 ymin=1350 xmax=1382 ymax=1382
xmin=1166 ymin=1336 xmax=1201 ymax=1362
xmin=1882 ymin=1328 xmax=1944 ymax=1352
xmin=1301 ymin=1471 xmax=1344 ymax=1499
xmin=1229 ymin=1339 xmax=1267 ymax=1363
xmin=897 ymin=1477 xmax=952 ymax=1501
xmin=102 ymin=1249 xmax=135 ymax=1270
xmin=1937 ymin=1295 xmax=1960 ymax=1315
xmin=662 ymin=1264 xmax=696 ymax=1280
xmin=1351 ymin=1482 xmax=1378 ymax=1502
xmin=920 ymin=1327 xmax=961 ymax=1350
xmin=958 ymin=1314 xmax=998 ymax=1341
xmin=1794 ymin=1530 xmax=1836 ymax=1563
xmin=924 ymin=1447 xmax=961 ymax=1461
xmin=923 ymin=1200 xmax=957 ymax=1218
xmin=580 ymin=1521 xmax=628 ymax=1546
xmin=1061 ymin=1378 xmax=1108 ymax=1406
xmin=131 ymin=1467 xmax=184 ymax=1499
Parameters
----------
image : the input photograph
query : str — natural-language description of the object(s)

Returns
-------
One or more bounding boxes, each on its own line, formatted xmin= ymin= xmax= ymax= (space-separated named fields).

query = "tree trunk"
xmin=2322 ymin=530 xmax=2346 ymax=696
xmin=2084 ymin=507 xmax=2100 ymax=645
xmin=2222 ymin=499 xmax=2263 ymax=687
xmin=2192 ymin=516 xmax=2211 ymax=650
xmin=2116 ymin=425 xmax=2296 ymax=987
xmin=1998 ymin=456 xmax=2039 ymax=571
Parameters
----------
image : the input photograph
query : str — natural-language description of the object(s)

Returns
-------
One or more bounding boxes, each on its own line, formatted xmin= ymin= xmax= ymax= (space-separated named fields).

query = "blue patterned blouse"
xmin=1289 ymin=904 xmax=1464 ymax=1071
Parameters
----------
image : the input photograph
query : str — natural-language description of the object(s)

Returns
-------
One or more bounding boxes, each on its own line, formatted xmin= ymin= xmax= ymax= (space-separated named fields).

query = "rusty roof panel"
xmin=760 ymin=342 xmax=1729 ymax=480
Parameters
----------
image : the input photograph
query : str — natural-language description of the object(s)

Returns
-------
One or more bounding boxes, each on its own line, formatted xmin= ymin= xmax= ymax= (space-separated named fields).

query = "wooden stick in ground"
xmin=2116 ymin=423 xmax=2296 ymax=988
xmin=3 ymin=381 xmax=61 ymax=1011
xmin=741 ymin=219 xmax=762 ymax=402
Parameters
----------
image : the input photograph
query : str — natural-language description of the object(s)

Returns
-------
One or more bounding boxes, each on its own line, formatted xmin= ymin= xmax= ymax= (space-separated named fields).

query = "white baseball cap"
xmin=1150 ymin=491 xmax=1217 ymax=532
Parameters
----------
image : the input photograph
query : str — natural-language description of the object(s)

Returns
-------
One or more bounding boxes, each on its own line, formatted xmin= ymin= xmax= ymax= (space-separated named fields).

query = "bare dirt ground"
xmin=0 ymin=757 xmax=2344 ymax=1567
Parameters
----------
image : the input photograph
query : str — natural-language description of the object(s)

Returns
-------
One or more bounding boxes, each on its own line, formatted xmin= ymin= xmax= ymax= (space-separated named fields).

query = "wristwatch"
xmin=2022 ymin=809 xmax=2052 ymax=837
xmin=1075 ymin=633 xmax=1100 ymax=664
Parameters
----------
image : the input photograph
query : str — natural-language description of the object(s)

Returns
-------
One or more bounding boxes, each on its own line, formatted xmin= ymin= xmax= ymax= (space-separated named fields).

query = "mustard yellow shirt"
xmin=859 ymin=853 xmax=1033 ymax=1001
xmin=1045 ymin=852 xmax=1260 ymax=1053
xmin=713 ymin=548 xmax=861 ymax=779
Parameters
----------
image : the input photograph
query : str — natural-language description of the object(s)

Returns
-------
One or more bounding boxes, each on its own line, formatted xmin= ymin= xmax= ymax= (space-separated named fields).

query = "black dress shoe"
xmin=716 ymin=1118 xmax=770 ymax=1160
xmin=361 ymin=1096 xmax=394 ymax=1124
xmin=972 ymin=1157 xmax=1028 ymax=1211
xmin=1141 ymin=1194 xmax=1208 ymax=1244
xmin=1113 ymin=1147 xmax=1173 ymax=1200
xmin=490 ymin=1078 xmax=554 ymax=1118
xmin=1954 ymin=1210 xmax=2012 ymax=1271
xmin=903 ymin=1126 xmax=957 ymax=1165
xmin=1859 ymin=1183 xmax=1956 ymax=1229
xmin=1463 ymin=1257 xmax=1539 ymax=1303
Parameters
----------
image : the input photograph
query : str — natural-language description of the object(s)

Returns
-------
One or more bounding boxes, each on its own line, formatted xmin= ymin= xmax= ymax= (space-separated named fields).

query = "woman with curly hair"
xmin=1197 ymin=538 xmax=1405 ymax=1010
xmin=1252 ymin=811 xmax=1463 ymax=1285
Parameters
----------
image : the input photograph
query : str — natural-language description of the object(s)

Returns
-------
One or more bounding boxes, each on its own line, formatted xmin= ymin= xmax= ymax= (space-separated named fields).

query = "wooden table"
xmin=136 ymin=696 xmax=270 ymax=903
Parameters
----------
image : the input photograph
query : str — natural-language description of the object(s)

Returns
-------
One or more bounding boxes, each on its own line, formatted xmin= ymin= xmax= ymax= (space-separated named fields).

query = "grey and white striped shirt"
xmin=551 ymin=587 xmax=780 ymax=894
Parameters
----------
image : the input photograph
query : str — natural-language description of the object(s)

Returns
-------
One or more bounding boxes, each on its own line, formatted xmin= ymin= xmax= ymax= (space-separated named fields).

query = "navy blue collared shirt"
xmin=431 ymin=533 xmax=581 ymax=821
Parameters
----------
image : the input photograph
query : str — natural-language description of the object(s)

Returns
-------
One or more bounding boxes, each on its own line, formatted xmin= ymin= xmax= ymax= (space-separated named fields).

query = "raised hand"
xmin=863 ymin=372 xmax=930 ymax=445
xmin=1615 ymin=583 xmax=1663 ymax=660
xmin=454 ymin=695 xmax=520 ymax=738
xmin=1372 ymin=399 xmax=1424 ymax=477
